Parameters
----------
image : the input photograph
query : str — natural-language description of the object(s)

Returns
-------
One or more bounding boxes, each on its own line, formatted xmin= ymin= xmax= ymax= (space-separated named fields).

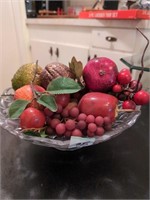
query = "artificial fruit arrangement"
xmin=4 ymin=28 xmax=150 ymax=141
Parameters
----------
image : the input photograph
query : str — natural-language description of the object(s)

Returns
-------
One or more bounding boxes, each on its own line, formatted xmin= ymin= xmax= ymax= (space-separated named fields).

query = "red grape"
xmin=77 ymin=113 xmax=87 ymax=121
xmin=103 ymin=116 xmax=111 ymax=125
xmin=88 ymin=123 xmax=97 ymax=133
xmin=87 ymin=130 xmax=95 ymax=137
xmin=117 ymin=68 xmax=132 ymax=85
xmin=55 ymin=123 xmax=66 ymax=135
xmin=112 ymin=84 xmax=122 ymax=93
xmin=46 ymin=126 xmax=54 ymax=135
xmin=50 ymin=118 xmax=60 ymax=129
xmin=122 ymin=100 xmax=136 ymax=110
xmin=95 ymin=116 xmax=104 ymax=126
xmin=86 ymin=115 xmax=95 ymax=123
xmin=65 ymin=130 xmax=72 ymax=138
xmin=44 ymin=107 xmax=54 ymax=117
xmin=104 ymin=124 xmax=112 ymax=131
xmin=72 ymin=129 xmax=82 ymax=137
xmin=65 ymin=119 xmax=76 ymax=131
xmin=133 ymin=90 xmax=149 ymax=105
xmin=95 ymin=127 xmax=105 ymax=136
xmin=56 ymin=104 xmax=63 ymax=114
xmin=76 ymin=120 xmax=86 ymax=130
xmin=55 ymin=94 xmax=70 ymax=107
xmin=129 ymin=80 xmax=142 ymax=91
xmin=69 ymin=107 xmax=79 ymax=118
xmin=61 ymin=108 xmax=69 ymax=118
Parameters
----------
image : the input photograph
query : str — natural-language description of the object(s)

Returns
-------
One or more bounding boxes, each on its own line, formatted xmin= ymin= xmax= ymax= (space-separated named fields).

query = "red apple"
xmin=20 ymin=107 xmax=46 ymax=129
xmin=78 ymin=92 xmax=118 ymax=122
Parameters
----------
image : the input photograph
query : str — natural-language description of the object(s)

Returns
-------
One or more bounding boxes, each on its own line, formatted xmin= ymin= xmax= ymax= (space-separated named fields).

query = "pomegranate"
xmin=83 ymin=57 xmax=118 ymax=92
xmin=78 ymin=92 xmax=118 ymax=122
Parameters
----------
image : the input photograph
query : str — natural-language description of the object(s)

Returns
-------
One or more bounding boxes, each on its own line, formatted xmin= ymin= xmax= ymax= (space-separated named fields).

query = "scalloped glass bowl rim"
xmin=0 ymin=88 xmax=141 ymax=151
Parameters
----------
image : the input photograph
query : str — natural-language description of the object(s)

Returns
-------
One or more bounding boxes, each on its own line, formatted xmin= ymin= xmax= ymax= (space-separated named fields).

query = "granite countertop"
xmin=1 ymin=104 xmax=149 ymax=199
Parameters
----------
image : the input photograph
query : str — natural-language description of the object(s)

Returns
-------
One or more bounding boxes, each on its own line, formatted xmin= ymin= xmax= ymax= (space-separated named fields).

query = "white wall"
xmin=0 ymin=0 xmax=30 ymax=94
xmin=70 ymin=0 xmax=95 ymax=7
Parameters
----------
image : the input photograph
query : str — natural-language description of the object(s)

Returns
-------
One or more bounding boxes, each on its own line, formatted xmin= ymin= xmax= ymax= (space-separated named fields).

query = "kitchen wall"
xmin=0 ymin=0 xmax=30 ymax=93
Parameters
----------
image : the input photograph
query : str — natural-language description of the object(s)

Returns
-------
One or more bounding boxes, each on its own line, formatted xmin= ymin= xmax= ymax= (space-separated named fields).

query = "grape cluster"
xmin=111 ymin=68 xmax=149 ymax=109
xmin=44 ymin=100 xmax=112 ymax=139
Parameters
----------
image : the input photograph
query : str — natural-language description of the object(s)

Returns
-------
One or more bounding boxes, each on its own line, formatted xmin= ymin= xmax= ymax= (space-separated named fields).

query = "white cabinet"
xmin=30 ymin=40 xmax=89 ymax=68
xmin=91 ymin=28 xmax=136 ymax=53
xmin=27 ymin=18 xmax=150 ymax=88
xmin=89 ymin=47 xmax=132 ymax=71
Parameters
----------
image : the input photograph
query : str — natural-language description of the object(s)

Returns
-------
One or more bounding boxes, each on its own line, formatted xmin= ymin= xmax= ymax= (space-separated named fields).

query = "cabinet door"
xmin=89 ymin=48 xmax=132 ymax=71
xmin=56 ymin=43 xmax=89 ymax=66
xmin=30 ymin=40 xmax=56 ymax=67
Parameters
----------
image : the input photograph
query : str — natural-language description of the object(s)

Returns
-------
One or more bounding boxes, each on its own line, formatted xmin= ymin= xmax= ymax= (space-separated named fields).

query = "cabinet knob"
xmin=55 ymin=48 xmax=59 ymax=57
xmin=49 ymin=47 xmax=53 ymax=56
xmin=87 ymin=55 xmax=91 ymax=61
xmin=106 ymin=36 xmax=117 ymax=42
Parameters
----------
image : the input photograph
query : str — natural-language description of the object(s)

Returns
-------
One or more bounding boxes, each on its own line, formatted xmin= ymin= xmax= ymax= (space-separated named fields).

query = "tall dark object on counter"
xmin=25 ymin=0 xmax=66 ymax=18
xmin=25 ymin=0 xmax=36 ymax=18
xmin=103 ymin=0 xmax=119 ymax=10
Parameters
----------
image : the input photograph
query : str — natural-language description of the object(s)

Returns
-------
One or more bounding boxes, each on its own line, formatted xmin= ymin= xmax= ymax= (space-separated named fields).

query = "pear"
xmin=11 ymin=63 xmax=43 ymax=90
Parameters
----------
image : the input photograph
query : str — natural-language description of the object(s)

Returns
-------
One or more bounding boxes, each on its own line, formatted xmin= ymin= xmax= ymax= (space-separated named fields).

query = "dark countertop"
xmin=1 ymin=104 xmax=149 ymax=199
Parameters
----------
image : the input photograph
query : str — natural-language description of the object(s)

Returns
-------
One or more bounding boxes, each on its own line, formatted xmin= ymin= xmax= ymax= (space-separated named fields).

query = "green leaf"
xmin=47 ymin=77 xmax=82 ymax=94
xmin=69 ymin=56 xmax=83 ymax=78
xmin=9 ymin=99 xmax=30 ymax=119
xmin=40 ymin=130 xmax=47 ymax=138
xmin=37 ymin=94 xmax=57 ymax=112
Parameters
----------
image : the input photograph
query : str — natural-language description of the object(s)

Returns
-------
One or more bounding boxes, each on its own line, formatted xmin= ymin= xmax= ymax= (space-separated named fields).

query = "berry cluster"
xmin=112 ymin=68 xmax=149 ymax=109
xmin=44 ymin=99 xmax=113 ymax=139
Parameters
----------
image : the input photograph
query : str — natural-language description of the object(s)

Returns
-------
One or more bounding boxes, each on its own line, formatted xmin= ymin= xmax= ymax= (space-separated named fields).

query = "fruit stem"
xmin=117 ymin=109 xmax=138 ymax=112
xmin=32 ymin=60 xmax=39 ymax=83
xmin=134 ymin=27 xmax=149 ymax=92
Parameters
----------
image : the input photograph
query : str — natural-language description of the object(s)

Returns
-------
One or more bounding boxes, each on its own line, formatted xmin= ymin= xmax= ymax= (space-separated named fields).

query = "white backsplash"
xmin=69 ymin=0 xmax=95 ymax=8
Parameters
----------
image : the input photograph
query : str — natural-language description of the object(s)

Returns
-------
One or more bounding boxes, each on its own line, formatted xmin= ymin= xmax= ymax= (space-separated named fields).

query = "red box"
xmin=79 ymin=9 xmax=150 ymax=19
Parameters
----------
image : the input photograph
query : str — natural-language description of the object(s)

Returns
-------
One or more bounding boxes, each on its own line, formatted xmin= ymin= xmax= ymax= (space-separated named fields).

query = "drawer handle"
xmin=106 ymin=36 xmax=117 ymax=42
xmin=55 ymin=48 xmax=59 ymax=57
xmin=49 ymin=47 xmax=53 ymax=56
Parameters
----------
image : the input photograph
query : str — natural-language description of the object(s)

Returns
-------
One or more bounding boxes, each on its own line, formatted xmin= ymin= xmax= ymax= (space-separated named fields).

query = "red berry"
xmin=65 ymin=119 xmax=76 ymax=131
xmin=88 ymin=123 xmax=97 ymax=133
xmin=133 ymin=90 xmax=149 ymax=105
xmin=112 ymin=84 xmax=122 ymax=93
xmin=87 ymin=130 xmax=95 ymax=137
xmin=55 ymin=94 xmax=70 ymax=107
xmin=122 ymin=100 xmax=136 ymax=110
xmin=129 ymin=80 xmax=142 ymax=91
xmin=95 ymin=116 xmax=104 ymax=126
xmin=50 ymin=118 xmax=60 ymax=129
xmin=69 ymin=107 xmax=79 ymax=118
xmin=72 ymin=129 xmax=82 ymax=137
xmin=117 ymin=68 xmax=132 ymax=85
xmin=95 ymin=127 xmax=105 ymax=136
xmin=56 ymin=104 xmax=63 ymax=113
xmin=77 ymin=113 xmax=87 ymax=121
xmin=86 ymin=115 xmax=95 ymax=123
xmin=76 ymin=120 xmax=86 ymax=130
xmin=55 ymin=123 xmax=66 ymax=135
xmin=44 ymin=107 xmax=54 ymax=117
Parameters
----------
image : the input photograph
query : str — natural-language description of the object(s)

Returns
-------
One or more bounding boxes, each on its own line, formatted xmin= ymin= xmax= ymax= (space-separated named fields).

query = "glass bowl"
xmin=0 ymin=88 xmax=141 ymax=151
